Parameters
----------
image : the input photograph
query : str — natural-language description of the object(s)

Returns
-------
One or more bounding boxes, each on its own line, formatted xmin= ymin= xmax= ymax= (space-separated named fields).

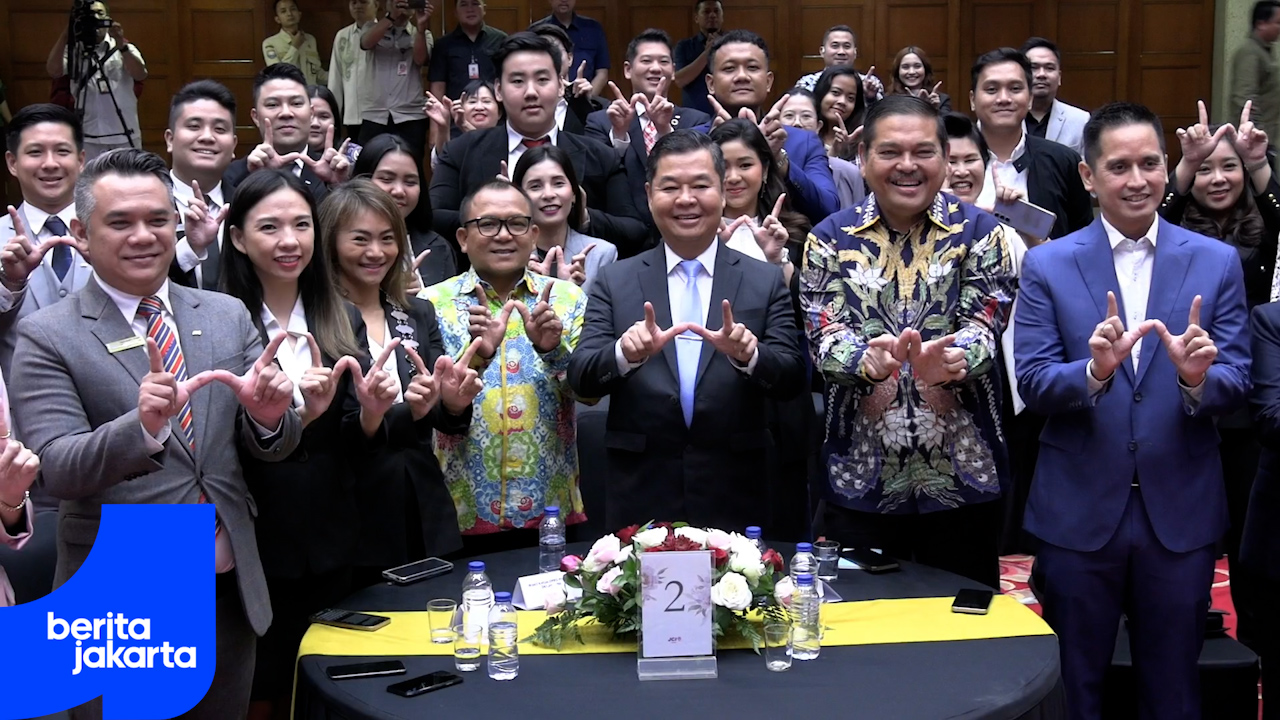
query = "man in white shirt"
xmin=46 ymin=1 xmax=147 ymax=159
xmin=358 ymin=0 xmax=434 ymax=155
xmin=1019 ymin=37 xmax=1089 ymax=157
xmin=165 ymin=81 xmax=238 ymax=291
xmin=329 ymin=0 xmax=379 ymax=139
xmin=793 ymin=24 xmax=883 ymax=102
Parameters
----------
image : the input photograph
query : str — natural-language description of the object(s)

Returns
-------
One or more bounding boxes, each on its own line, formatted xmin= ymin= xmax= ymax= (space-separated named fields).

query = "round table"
xmin=294 ymin=543 xmax=1066 ymax=720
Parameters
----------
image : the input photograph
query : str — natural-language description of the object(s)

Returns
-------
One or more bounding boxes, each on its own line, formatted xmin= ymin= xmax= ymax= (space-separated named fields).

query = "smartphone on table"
xmin=309 ymin=608 xmax=391 ymax=631
xmin=326 ymin=660 xmax=406 ymax=680
xmin=387 ymin=671 xmax=464 ymax=697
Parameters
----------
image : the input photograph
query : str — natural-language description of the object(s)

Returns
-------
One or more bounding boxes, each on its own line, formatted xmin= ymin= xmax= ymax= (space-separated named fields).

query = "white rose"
xmin=774 ymin=576 xmax=795 ymax=607
xmin=710 ymin=571 xmax=753 ymax=611
xmin=596 ymin=566 xmax=624 ymax=596
xmin=632 ymin=527 xmax=669 ymax=549
xmin=706 ymin=529 xmax=733 ymax=551
xmin=675 ymin=527 xmax=709 ymax=548
xmin=583 ymin=534 xmax=621 ymax=572
xmin=543 ymin=585 xmax=567 ymax=614
xmin=737 ymin=560 xmax=767 ymax=584
xmin=614 ymin=544 xmax=634 ymax=566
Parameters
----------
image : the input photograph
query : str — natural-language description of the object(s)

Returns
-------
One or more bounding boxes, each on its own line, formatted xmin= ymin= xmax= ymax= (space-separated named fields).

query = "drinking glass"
xmin=763 ymin=622 xmax=792 ymax=672
xmin=813 ymin=540 xmax=840 ymax=582
xmin=452 ymin=622 xmax=482 ymax=672
xmin=428 ymin=599 xmax=457 ymax=644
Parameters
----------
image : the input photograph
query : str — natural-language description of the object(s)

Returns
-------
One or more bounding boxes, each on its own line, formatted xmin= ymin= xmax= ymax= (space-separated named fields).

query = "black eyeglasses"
xmin=462 ymin=215 xmax=533 ymax=237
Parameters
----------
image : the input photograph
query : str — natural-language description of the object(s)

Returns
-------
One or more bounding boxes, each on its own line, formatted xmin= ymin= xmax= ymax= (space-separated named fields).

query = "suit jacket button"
xmin=1134 ymin=392 xmax=1142 ymax=402
xmin=59 ymin=289 xmax=68 ymax=297
xmin=1128 ymin=441 xmax=1138 ymax=451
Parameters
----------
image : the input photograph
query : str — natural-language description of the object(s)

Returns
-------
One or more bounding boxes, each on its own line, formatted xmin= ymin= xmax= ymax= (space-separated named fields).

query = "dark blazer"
xmin=567 ymin=243 xmax=807 ymax=533
xmin=240 ymin=305 xmax=370 ymax=579
xmin=584 ymin=105 xmax=711 ymax=237
xmin=356 ymin=295 xmax=471 ymax=565
xmin=221 ymin=149 xmax=331 ymax=206
xmin=409 ymin=227 xmax=459 ymax=288
xmin=1245 ymin=301 xmax=1280 ymax=580
xmin=1014 ymin=218 xmax=1251 ymax=553
xmin=428 ymin=126 xmax=650 ymax=256
xmin=168 ymin=198 xmax=222 ymax=291
xmin=1021 ymin=135 xmax=1094 ymax=239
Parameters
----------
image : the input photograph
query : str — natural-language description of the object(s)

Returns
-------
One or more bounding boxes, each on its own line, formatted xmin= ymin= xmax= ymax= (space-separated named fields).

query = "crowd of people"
xmin=3 ymin=0 xmax=1280 ymax=718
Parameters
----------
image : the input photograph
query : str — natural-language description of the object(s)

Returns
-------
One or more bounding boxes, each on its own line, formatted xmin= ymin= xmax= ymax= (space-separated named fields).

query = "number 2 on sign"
xmin=664 ymin=581 xmax=685 ymax=612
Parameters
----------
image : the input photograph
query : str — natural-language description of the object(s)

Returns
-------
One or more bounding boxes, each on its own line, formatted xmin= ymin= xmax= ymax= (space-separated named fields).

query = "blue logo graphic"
xmin=1 ymin=504 xmax=215 ymax=719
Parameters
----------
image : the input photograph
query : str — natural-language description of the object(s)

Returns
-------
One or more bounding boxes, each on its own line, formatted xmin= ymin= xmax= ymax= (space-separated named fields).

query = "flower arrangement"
xmin=529 ymin=522 xmax=793 ymax=651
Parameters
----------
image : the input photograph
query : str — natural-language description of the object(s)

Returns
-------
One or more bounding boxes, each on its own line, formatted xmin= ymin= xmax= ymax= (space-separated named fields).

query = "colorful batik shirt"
xmin=420 ymin=270 xmax=588 ymax=534
xmin=800 ymin=192 xmax=1016 ymax=514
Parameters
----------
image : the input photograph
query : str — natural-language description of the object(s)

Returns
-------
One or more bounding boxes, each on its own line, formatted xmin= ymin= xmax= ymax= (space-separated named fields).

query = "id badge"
xmin=96 ymin=76 xmax=111 ymax=94
xmin=397 ymin=61 xmax=409 ymax=76
xmin=468 ymin=62 xmax=480 ymax=80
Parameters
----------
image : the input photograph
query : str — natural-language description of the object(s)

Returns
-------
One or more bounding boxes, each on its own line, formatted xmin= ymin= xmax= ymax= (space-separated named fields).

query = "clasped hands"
xmin=861 ymin=328 xmax=965 ymax=385
xmin=619 ymin=300 xmax=757 ymax=366
xmin=1089 ymin=291 xmax=1216 ymax=387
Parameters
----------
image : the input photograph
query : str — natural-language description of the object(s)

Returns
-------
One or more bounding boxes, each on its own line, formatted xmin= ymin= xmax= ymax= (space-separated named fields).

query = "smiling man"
xmin=800 ymin=95 xmax=1016 ymax=588
xmin=1018 ymin=37 xmax=1088 ymax=157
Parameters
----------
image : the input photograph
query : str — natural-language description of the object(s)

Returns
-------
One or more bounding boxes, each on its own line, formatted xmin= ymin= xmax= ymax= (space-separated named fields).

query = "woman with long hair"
xmin=319 ymin=178 xmax=481 ymax=582
xmin=888 ymin=46 xmax=951 ymax=113
xmin=778 ymin=88 xmax=865 ymax=209
xmin=307 ymin=83 xmax=358 ymax=158
xmin=811 ymin=65 xmax=867 ymax=160
xmin=221 ymin=169 xmax=399 ymax=720
xmin=353 ymin=133 xmax=458 ymax=288
xmin=512 ymin=144 xmax=617 ymax=293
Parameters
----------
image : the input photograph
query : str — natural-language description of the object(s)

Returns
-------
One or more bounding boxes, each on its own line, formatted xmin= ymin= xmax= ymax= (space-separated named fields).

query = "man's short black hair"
xmin=1082 ymin=101 xmax=1166 ymax=167
xmin=252 ymin=62 xmax=308 ymax=105
xmin=1019 ymin=37 xmax=1060 ymax=64
xmin=942 ymin=113 xmax=990 ymax=167
xmin=169 ymin=80 xmax=237 ymax=129
xmin=492 ymin=31 xmax=563 ymax=78
xmin=274 ymin=0 xmax=298 ymax=13
xmin=6 ymin=103 xmax=83 ymax=155
xmin=693 ymin=0 xmax=721 ymax=12
xmin=626 ymin=29 xmax=673 ymax=63
xmin=708 ymin=30 xmax=771 ymax=71
xmin=822 ymin=25 xmax=856 ymax=46
xmin=970 ymin=47 xmax=1033 ymax=89
xmin=1253 ymin=0 xmax=1280 ymax=27
xmin=530 ymin=22 xmax=573 ymax=56
xmin=646 ymin=128 xmax=725 ymax=185
xmin=459 ymin=179 xmax=534 ymax=223
xmin=860 ymin=94 xmax=946 ymax=152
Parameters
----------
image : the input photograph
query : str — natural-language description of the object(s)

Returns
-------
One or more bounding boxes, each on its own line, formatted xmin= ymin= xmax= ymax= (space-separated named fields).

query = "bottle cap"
xmin=796 ymin=573 xmax=815 ymax=586
xmin=494 ymin=591 xmax=512 ymax=603
xmin=796 ymin=542 xmax=812 ymax=553
xmin=468 ymin=561 xmax=486 ymax=572
xmin=544 ymin=506 xmax=560 ymax=516
xmin=745 ymin=526 xmax=761 ymax=538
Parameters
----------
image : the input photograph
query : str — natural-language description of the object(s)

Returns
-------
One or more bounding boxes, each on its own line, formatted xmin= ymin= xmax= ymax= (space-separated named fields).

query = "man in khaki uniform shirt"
xmin=1231 ymin=1 xmax=1280 ymax=149
xmin=263 ymin=0 xmax=328 ymax=86
xmin=329 ymin=0 xmax=379 ymax=138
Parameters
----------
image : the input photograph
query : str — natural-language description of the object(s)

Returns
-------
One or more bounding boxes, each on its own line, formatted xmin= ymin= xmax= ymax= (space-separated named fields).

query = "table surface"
xmin=295 ymin=543 xmax=1064 ymax=720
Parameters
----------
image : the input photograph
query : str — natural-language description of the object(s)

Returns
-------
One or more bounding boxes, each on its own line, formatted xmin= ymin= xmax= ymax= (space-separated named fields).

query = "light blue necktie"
xmin=675 ymin=259 xmax=703 ymax=426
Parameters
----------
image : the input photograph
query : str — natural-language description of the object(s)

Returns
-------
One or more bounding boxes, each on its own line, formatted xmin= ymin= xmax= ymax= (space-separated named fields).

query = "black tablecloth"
xmin=295 ymin=543 xmax=1066 ymax=720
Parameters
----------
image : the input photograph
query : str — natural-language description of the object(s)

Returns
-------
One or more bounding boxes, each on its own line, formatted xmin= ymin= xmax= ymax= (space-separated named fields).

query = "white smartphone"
xmin=990 ymin=198 xmax=1057 ymax=240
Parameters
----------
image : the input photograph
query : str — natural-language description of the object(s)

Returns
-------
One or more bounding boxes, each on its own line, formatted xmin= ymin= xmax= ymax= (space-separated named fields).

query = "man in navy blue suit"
xmin=693 ymin=30 xmax=839 ymax=225
xmin=1015 ymin=102 xmax=1251 ymax=720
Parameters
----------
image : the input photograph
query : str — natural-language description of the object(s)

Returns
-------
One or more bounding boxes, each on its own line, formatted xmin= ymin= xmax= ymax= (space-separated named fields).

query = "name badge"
xmin=95 ymin=77 xmax=111 ymax=94
xmin=397 ymin=61 xmax=409 ymax=77
xmin=468 ymin=62 xmax=480 ymax=80
xmin=106 ymin=336 xmax=146 ymax=354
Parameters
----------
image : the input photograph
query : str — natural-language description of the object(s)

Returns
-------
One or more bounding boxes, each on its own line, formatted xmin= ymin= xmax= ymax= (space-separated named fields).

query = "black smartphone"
xmin=841 ymin=548 xmax=900 ymax=573
xmin=952 ymin=588 xmax=995 ymax=615
xmin=326 ymin=660 xmax=406 ymax=680
xmin=310 ymin=609 xmax=392 ymax=631
xmin=387 ymin=671 xmax=464 ymax=697
xmin=406 ymin=0 xmax=430 ymax=8
xmin=382 ymin=557 xmax=454 ymax=585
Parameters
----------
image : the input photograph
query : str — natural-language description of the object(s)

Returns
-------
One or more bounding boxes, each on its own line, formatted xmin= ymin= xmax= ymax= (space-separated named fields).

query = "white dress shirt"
xmin=613 ymin=241 xmax=759 ymax=375
xmin=171 ymin=171 xmax=226 ymax=287
xmin=260 ymin=297 xmax=312 ymax=410
xmin=976 ymin=128 xmax=1030 ymax=209
xmin=506 ymin=122 xmax=560 ymax=178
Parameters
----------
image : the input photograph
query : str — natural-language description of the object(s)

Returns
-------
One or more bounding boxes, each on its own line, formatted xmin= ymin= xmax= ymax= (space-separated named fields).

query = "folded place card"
xmin=511 ymin=570 xmax=566 ymax=610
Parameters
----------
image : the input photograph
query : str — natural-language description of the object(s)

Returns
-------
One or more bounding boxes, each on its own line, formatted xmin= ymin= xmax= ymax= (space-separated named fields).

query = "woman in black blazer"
xmin=219 ymin=170 xmax=401 ymax=717
xmin=319 ymin=178 xmax=478 ymax=582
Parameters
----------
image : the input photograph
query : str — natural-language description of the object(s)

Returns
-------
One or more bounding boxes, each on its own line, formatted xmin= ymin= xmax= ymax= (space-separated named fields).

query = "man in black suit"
xmin=166 ymin=80 xmax=237 ymax=290
xmin=970 ymin=47 xmax=1093 ymax=239
xmin=585 ymin=29 xmax=711 ymax=231
xmin=1246 ymin=300 xmax=1280 ymax=716
xmin=429 ymin=33 xmax=650 ymax=257
xmin=221 ymin=63 xmax=350 ymax=205
xmin=568 ymin=129 xmax=806 ymax=534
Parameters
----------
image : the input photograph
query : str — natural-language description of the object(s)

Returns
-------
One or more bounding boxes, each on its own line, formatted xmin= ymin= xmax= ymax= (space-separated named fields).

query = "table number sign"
xmin=638 ymin=550 xmax=715 ymax=679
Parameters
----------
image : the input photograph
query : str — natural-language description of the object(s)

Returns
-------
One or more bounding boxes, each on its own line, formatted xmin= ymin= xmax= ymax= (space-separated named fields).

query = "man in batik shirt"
xmin=800 ymin=95 xmax=1016 ymax=588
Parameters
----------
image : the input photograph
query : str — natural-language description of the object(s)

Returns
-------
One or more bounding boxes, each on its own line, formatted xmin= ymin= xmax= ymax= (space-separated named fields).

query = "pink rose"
xmin=596 ymin=566 xmax=623 ymax=596
xmin=560 ymin=555 xmax=582 ymax=573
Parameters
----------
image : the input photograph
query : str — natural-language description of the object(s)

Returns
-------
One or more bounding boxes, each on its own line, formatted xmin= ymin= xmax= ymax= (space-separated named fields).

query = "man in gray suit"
xmin=11 ymin=149 xmax=302 ymax=719
xmin=1020 ymin=37 xmax=1089 ymax=157
xmin=1 ymin=104 xmax=89 ymax=379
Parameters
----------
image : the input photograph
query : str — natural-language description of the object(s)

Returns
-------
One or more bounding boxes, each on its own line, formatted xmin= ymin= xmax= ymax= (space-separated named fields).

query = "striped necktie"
xmin=643 ymin=117 xmax=658 ymax=154
xmin=137 ymin=296 xmax=196 ymax=449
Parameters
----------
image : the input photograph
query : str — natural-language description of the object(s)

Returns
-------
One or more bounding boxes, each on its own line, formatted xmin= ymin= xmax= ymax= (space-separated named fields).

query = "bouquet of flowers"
xmin=529 ymin=522 xmax=793 ymax=651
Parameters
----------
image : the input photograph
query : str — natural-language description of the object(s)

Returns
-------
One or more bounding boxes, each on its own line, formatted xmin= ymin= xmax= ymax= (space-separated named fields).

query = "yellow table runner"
xmin=299 ymin=595 xmax=1052 ymax=659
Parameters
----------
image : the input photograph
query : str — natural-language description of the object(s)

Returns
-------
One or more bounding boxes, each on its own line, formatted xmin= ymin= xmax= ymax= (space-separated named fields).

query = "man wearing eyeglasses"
xmin=418 ymin=179 xmax=589 ymax=554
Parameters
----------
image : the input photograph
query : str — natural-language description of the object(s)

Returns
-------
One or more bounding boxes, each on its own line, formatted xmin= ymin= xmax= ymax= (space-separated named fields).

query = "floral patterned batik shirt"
xmin=420 ymin=270 xmax=588 ymax=534
xmin=800 ymin=192 xmax=1017 ymax=514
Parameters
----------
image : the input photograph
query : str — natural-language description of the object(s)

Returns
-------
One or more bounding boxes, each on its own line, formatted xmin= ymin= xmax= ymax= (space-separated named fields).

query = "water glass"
xmin=452 ymin=623 xmax=482 ymax=672
xmin=813 ymin=540 xmax=840 ymax=582
xmin=763 ymin=622 xmax=792 ymax=672
xmin=427 ymin=599 xmax=457 ymax=644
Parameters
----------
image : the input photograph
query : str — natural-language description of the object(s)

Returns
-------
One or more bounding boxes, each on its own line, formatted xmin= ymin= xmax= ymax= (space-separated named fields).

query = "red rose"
xmin=654 ymin=521 xmax=676 ymax=531
xmin=649 ymin=535 xmax=703 ymax=552
xmin=762 ymin=548 xmax=785 ymax=573
xmin=616 ymin=524 xmax=641 ymax=545
xmin=712 ymin=547 xmax=729 ymax=567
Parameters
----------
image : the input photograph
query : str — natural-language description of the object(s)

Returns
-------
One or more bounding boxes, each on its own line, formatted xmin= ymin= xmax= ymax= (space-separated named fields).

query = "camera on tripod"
xmin=69 ymin=0 xmax=112 ymax=49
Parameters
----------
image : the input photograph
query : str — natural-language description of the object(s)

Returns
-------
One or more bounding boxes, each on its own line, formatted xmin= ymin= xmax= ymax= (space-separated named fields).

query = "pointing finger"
xmin=183 ymin=370 xmax=220 ymax=394
xmin=412 ymin=249 xmax=431 ymax=270
xmin=656 ymin=76 xmax=669 ymax=98
xmin=866 ymin=65 xmax=876 ymax=78
xmin=721 ymin=299 xmax=734 ymax=330
xmin=191 ymin=179 xmax=204 ymax=205
xmin=1198 ymin=99 xmax=1209 ymax=128
xmin=577 ymin=60 xmax=587 ymax=81
xmin=472 ymin=285 xmax=488 ymax=307
xmin=708 ymin=95 xmax=730 ymax=121
xmin=371 ymin=338 xmax=400 ymax=374
xmin=303 ymin=331 xmax=323 ymax=369
xmin=7 ymin=206 xmax=29 ymax=241
xmin=147 ymin=338 xmax=164 ymax=374
xmin=643 ymin=301 xmax=657 ymax=328
xmin=1189 ymin=294 xmax=1202 ymax=328
xmin=406 ymin=345 xmax=430 ymax=376
xmin=277 ymin=152 xmax=305 ymax=166
xmin=609 ymin=81 xmax=626 ymax=103
xmin=540 ymin=279 xmax=555 ymax=304
xmin=932 ymin=81 xmax=943 ymax=94
xmin=496 ymin=300 xmax=517 ymax=329
xmin=324 ymin=123 xmax=335 ymax=150
xmin=258 ymin=332 xmax=288 ymax=371
xmin=499 ymin=160 xmax=509 ymax=179
xmin=770 ymin=193 xmax=786 ymax=219
xmin=1106 ymin=291 xmax=1119 ymax=320
xmin=263 ymin=117 xmax=274 ymax=146
xmin=767 ymin=93 xmax=789 ymax=119
xmin=459 ymin=335 xmax=484 ymax=367
xmin=1243 ymin=99 xmax=1253 ymax=127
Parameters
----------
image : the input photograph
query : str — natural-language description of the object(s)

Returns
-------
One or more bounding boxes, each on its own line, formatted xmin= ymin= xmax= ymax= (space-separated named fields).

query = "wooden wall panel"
xmin=796 ymin=3 xmax=874 ymax=78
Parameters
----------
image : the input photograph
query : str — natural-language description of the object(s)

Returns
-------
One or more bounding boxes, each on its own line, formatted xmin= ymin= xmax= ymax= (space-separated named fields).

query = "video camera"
xmin=69 ymin=0 xmax=112 ymax=49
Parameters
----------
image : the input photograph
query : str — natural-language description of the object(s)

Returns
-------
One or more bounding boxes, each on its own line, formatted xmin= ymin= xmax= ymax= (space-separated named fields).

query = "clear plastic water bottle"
xmin=487 ymin=591 xmax=520 ymax=680
xmin=461 ymin=561 xmax=494 ymax=639
xmin=745 ymin=526 xmax=766 ymax=554
xmin=539 ymin=506 xmax=566 ymax=573
xmin=790 ymin=542 xmax=817 ymax=581
xmin=791 ymin=573 xmax=822 ymax=661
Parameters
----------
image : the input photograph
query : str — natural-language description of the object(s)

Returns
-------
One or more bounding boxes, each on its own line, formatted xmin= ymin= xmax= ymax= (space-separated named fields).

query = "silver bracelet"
xmin=0 ymin=490 xmax=29 ymax=513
